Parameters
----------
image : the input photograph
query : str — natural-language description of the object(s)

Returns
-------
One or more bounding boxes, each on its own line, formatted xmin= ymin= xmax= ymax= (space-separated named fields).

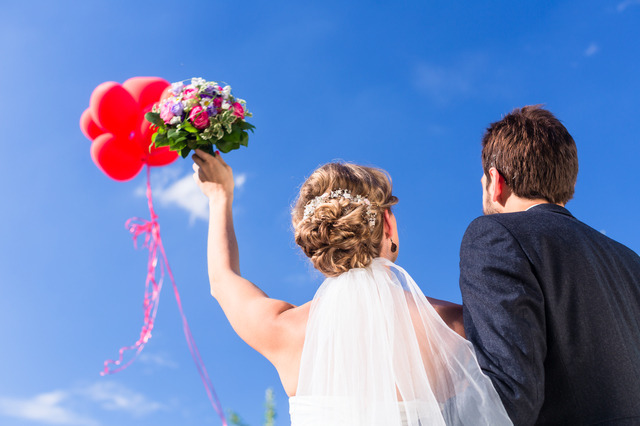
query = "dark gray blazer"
xmin=460 ymin=204 xmax=640 ymax=425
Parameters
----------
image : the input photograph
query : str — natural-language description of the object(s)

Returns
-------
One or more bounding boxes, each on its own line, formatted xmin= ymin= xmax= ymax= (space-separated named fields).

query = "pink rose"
xmin=213 ymin=97 xmax=223 ymax=109
xmin=232 ymin=102 xmax=245 ymax=119
xmin=189 ymin=105 xmax=210 ymax=129
xmin=160 ymin=101 xmax=174 ymax=123
xmin=182 ymin=87 xmax=198 ymax=100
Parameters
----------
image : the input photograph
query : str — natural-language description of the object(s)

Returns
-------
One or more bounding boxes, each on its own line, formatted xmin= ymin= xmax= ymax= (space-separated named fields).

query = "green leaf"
xmin=199 ymin=144 xmax=216 ymax=156
xmin=144 ymin=112 xmax=165 ymax=127
xmin=220 ymin=110 xmax=236 ymax=127
xmin=216 ymin=138 xmax=239 ymax=153
xmin=153 ymin=132 xmax=170 ymax=148
xmin=237 ymin=120 xmax=256 ymax=131
xmin=225 ymin=127 xmax=242 ymax=143
xmin=180 ymin=129 xmax=194 ymax=140
xmin=180 ymin=146 xmax=192 ymax=158
xmin=182 ymin=122 xmax=198 ymax=133
xmin=211 ymin=123 xmax=224 ymax=140
xmin=239 ymin=131 xmax=249 ymax=147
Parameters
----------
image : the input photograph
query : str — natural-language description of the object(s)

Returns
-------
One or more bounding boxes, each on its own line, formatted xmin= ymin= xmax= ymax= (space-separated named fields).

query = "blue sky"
xmin=1 ymin=1 xmax=639 ymax=425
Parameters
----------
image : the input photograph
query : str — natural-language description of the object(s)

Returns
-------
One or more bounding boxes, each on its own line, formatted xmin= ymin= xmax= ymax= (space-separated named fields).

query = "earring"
xmin=390 ymin=239 xmax=397 ymax=253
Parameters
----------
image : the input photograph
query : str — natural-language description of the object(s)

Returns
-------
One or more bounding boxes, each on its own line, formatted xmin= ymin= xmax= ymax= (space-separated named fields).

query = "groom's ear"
xmin=488 ymin=167 xmax=507 ymax=203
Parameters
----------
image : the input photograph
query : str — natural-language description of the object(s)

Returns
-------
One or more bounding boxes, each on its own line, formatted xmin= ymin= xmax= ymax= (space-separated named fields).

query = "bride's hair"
xmin=292 ymin=162 xmax=398 ymax=277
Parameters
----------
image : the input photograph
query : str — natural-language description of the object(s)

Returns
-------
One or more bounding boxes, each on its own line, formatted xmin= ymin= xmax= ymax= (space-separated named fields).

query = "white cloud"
xmin=584 ymin=43 xmax=599 ymax=57
xmin=235 ymin=173 xmax=248 ymax=190
xmin=154 ymin=173 xmax=209 ymax=223
xmin=0 ymin=381 xmax=164 ymax=425
xmin=138 ymin=168 xmax=249 ymax=224
xmin=413 ymin=53 xmax=495 ymax=104
xmin=617 ymin=0 xmax=640 ymax=12
xmin=81 ymin=381 xmax=162 ymax=417
xmin=139 ymin=352 xmax=179 ymax=369
xmin=0 ymin=390 xmax=98 ymax=426
xmin=414 ymin=62 xmax=472 ymax=102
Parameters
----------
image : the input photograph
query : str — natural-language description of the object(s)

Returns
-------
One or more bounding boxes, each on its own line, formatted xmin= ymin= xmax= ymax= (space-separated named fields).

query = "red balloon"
xmin=147 ymin=147 xmax=179 ymax=166
xmin=82 ymin=77 xmax=179 ymax=181
xmin=90 ymin=133 xmax=145 ymax=181
xmin=79 ymin=108 xmax=104 ymax=140
xmin=123 ymin=77 xmax=169 ymax=109
xmin=90 ymin=82 xmax=138 ymax=136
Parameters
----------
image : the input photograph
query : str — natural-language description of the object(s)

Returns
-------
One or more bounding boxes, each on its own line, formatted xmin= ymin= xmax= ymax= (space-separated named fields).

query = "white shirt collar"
xmin=526 ymin=203 xmax=545 ymax=211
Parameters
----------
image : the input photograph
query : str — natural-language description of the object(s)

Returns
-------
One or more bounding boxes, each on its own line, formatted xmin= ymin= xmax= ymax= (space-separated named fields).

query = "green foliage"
xmin=227 ymin=387 xmax=277 ymax=426
xmin=144 ymin=101 xmax=254 ymax=158
xmin=144 ymin=112 xmax=164 ymax=126
xmin=228 ymin=411 xmax=250 ymax=426
xmin=263 ymin=388 xmax=276 ymax=426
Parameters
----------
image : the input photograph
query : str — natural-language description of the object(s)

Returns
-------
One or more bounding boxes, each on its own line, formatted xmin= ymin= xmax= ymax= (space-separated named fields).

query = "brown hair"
xmin=292 ymin=162 xmax=398 ymax=277
xmin=482 ymin=105 xmax=578 ymax=204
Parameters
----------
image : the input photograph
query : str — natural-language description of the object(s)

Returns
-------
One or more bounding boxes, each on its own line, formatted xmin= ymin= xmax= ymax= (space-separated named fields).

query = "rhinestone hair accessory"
xmin=303 ymin=189 xmax=377 ymax=227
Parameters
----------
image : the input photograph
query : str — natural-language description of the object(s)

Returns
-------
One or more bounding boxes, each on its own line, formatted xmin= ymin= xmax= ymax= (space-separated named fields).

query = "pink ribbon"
xmin=101 ymin=165 xmax=227 ymax=426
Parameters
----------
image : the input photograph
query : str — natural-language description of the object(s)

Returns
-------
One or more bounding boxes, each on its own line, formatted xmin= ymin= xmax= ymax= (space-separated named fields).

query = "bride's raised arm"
xmin=191 ymin=149 xmax=304 ymax=363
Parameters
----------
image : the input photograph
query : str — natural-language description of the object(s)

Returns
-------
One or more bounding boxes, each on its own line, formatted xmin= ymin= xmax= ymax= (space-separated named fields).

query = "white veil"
xmin=289 ymin=258 xmax=511 ymax=425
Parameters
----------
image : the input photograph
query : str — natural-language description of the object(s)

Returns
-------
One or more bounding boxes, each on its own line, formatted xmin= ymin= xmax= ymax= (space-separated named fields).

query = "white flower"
xmin=169 ymin=81 xmax=184 ymax=95
xmin=191 ymin=77 xmax=206 ymax=86
xmin=221 ymin=100 xmax=231 ymax=110
xmin=222 ymin=85 xmax=232 ymax=99
xmin=169 ymin=116 xmax=181 ymax=125
xmin=183 ymin=98 xmax=198 ymax=109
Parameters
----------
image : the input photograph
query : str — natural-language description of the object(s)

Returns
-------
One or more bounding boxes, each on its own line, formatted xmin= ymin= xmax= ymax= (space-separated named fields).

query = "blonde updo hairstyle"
xmin=292 ymin=162 xmax=398 ymax=277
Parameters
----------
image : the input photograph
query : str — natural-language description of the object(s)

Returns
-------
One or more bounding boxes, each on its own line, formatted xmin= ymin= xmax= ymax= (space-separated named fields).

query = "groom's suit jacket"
xmin=460 ymin=204 xmax=640 ymax=425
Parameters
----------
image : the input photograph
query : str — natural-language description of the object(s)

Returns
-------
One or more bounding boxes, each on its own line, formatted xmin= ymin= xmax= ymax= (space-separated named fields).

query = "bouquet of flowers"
xmin=145 ymin=77 xmax=255 ymax=158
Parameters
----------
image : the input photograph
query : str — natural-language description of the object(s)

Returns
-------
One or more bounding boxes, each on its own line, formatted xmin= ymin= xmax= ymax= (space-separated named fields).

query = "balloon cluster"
xmin=80 ymin=77 xmax=178 ymax=181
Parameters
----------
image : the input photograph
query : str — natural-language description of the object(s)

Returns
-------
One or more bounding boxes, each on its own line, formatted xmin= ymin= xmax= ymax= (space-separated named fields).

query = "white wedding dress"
xmin=289 ymin=258 xmax=511 ymax=425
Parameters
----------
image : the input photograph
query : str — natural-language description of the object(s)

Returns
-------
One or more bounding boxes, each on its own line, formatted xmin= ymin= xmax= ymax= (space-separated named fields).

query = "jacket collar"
xmin=527 ymin=203 xmax=574 ymax=217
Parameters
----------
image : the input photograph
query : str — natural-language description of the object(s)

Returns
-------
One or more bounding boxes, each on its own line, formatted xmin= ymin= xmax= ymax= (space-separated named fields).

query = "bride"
xmin=192 ymin=150 xmax=511 ymax=425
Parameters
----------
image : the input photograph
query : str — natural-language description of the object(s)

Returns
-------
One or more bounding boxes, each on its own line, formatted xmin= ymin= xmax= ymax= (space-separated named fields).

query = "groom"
xmin=459 ymin=106 xmax=640 ymax=425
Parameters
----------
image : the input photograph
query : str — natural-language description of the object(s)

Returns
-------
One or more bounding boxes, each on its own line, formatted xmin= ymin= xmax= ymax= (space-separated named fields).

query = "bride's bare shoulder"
xmin=269 ymin=300 xmax=312 ymax=358
xmin=279 ymin=301 xmax=312 ymax=333
xmin=427 ymin=297 xmax=465 ymax=338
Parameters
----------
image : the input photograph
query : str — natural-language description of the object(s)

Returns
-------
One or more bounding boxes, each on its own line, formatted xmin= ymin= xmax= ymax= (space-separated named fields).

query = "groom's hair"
xmin=481 ymin=105 xmax=578 ymax=205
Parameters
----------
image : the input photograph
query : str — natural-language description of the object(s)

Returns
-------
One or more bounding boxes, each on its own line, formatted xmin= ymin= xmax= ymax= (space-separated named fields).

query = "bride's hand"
xmin=192 ymin=149 xmax=234 ymax=201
